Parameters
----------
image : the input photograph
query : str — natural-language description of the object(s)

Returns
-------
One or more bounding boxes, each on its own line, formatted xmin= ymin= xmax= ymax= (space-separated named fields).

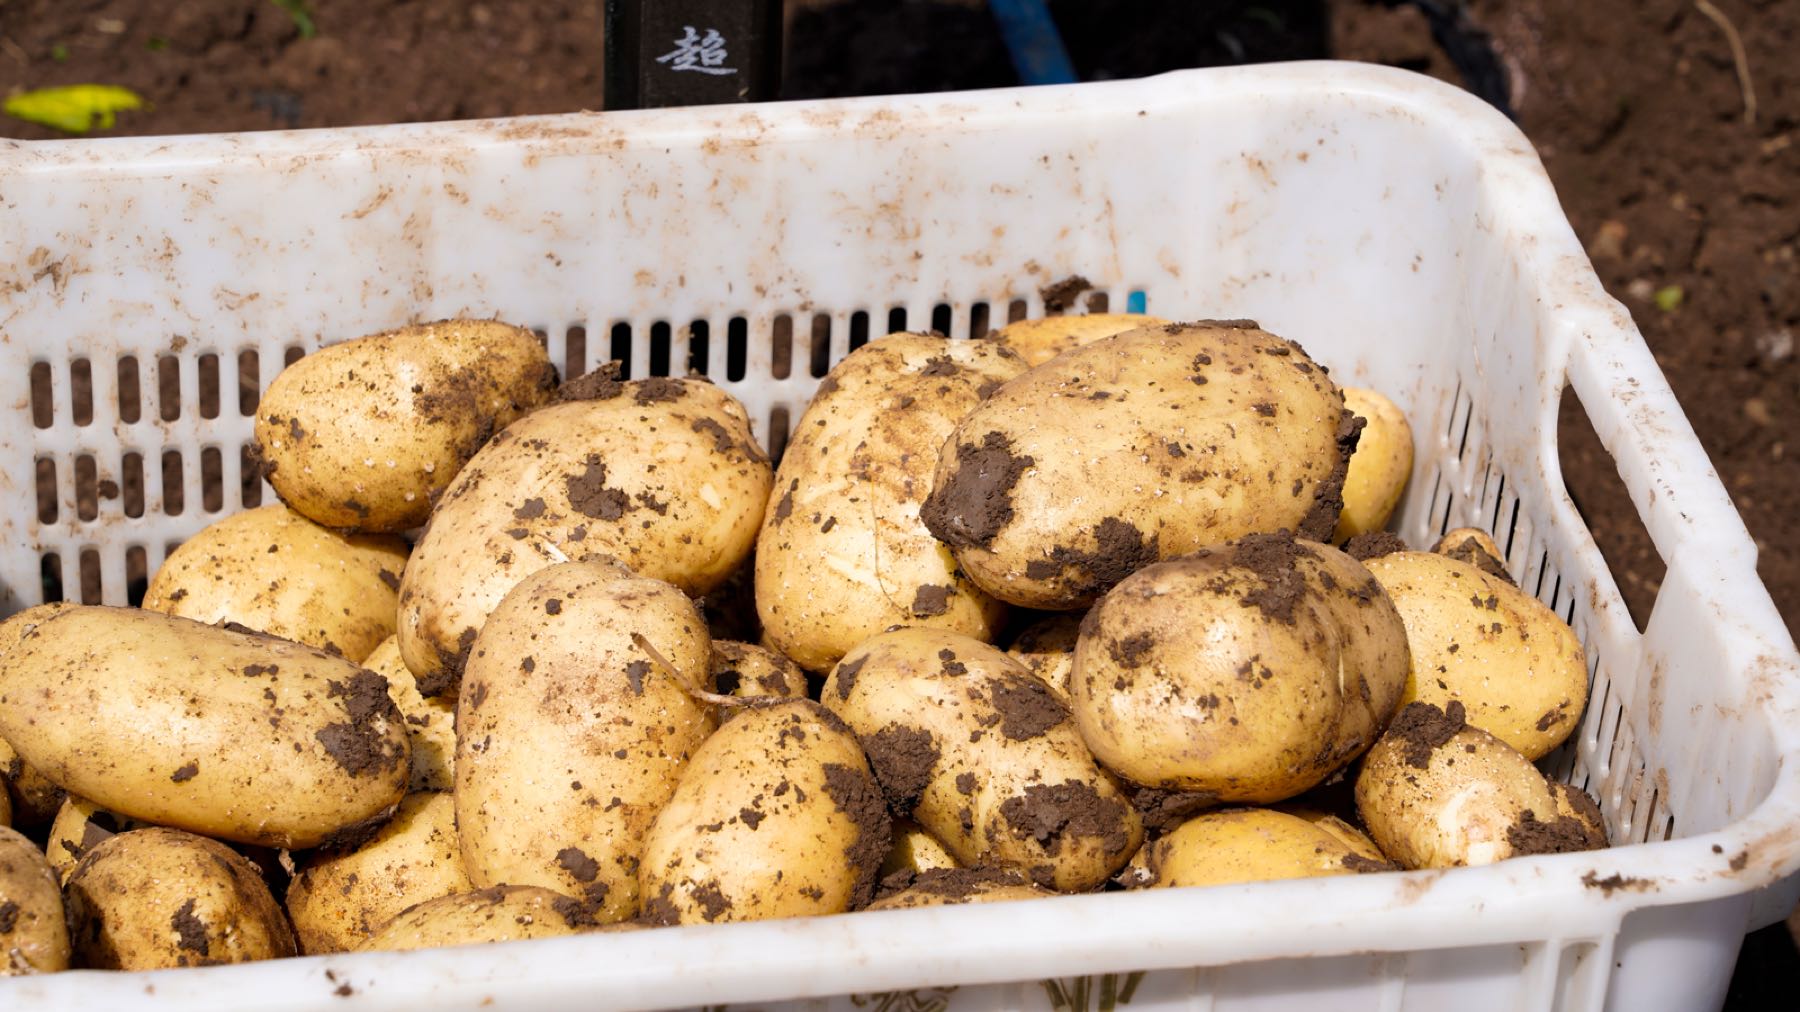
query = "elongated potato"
xmin=1332 ymin=388 xmax=1414 ymax=543
xmin=640 ymin=701 xmax=890 ymax=925
xmin=359 ymin=885 xmax=621 ymax=953
xmin=45 ymin=795 xmax=150 ymax=883
xmin=923 ymin=322 xmax=1358 ymax=609
xmin=363 ymin=635 xmax=455 ymax=792
xmin=1072 ymin=534 xmax=1410 ymax=801
xmin=457 ymin=560 xmax=714 ymax=923
xmin=1355 ymin=702 xmax=1601 ymax=868
xmin=824 ymin=629 xmax=1143 ymax=891
xmin=286 ymin=793 xmax=473 ymax=954
xmin=1134 ymin=808 xmax=1395 ymax=890
xmin=711 ymin=641 xmax=807 ymax=698
xmin=64 ymin=827 xmax=296 ymax=969
xmin=1006 ymin=612 xmax=1082 ymax=704
xmin=866 ymin=867 xmax=1054 ymax=910
xmin=0 ymin=825 xmax=67 ymax=974
xmin=1360 ymin=549 xmax=1587 ymax=759
xmin=1 ymin=605 xmax=74 ymax=830
xmin=988 ymin=314 xmax=1169 ymax=368
xmin=0 ymin=606 xmax=408 ymax=849
xmin=143 ymin=505 xmax=409 ymax=663
xmin=400 ymin=375 xmax=770 ymax=696
xmin=756 ymin=335 xmax=1025 ymax=672
xmin=254 ymin=318 xmax=558 ymax=532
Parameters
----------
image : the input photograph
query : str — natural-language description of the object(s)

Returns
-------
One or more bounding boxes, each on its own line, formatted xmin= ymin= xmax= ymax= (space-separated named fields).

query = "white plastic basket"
xmin=2 ymin=62 xmax=1797 ymax=1012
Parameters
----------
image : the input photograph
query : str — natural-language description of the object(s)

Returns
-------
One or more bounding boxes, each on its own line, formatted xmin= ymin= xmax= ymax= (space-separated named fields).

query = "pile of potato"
xmin=0 ymin=313 xmax=1603 ymax=974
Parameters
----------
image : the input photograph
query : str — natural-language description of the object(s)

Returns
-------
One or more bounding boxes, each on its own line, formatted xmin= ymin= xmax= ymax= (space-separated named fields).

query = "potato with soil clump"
xmin=0 ymin=825 xmax=68 ymax=974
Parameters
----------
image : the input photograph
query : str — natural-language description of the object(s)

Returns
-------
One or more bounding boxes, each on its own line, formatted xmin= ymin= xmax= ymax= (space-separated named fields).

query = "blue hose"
xmin=989 ymin=0 xmax=1078 ymax=86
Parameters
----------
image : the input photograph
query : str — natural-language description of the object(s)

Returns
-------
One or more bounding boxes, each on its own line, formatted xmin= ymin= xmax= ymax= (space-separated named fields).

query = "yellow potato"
xmin=456 ymin=560 xmax=714 ymax=924
xmin=254 ymin=318 xmax=558 ymax=532
xmin=640 ymin=700 xmax=890 ymax=924
xmin=756 ymin=334 xmax=1024 ymax=672
xmin=0 ymin=606 xmax=409 ymax=849
xmin=399 ymin=376 xmax=770 ymax=696
xmin=45 ymin=795 xmax=150 ymax=883
xmin=359 ymin=886 xmax=629 ymax=953
xmin=1133 ymin=808 xmax=1395 ymax=890
xmin=1071 ymin=534 xmax=1410 ymax=801
xmin=64 ymin=827 xmax=296 ymax=969
xmin=0 ymin=825 xmax=67 ymax=974
xmin=143 ymin=505 xmax=409 ymax=663
xmin=1280 ymin=806 xmax=1390 ymax=864
xmin=988 ymin=313 xmax=1169 ymax=367
xmin=1433 ymin=527 xmax=1513 ymax=582
xmin=922 ymin=322 xmax=1358 ymax=609
xmin=1362 ymin=551 xmax=1587 ymax=759
xmin=879 ymin=818 xmax=960 ymax=880
xmin=824 ymin=628 xmax=1142 ymax=891
xmin=363 ymin=634 xmax=455 ymax=792
xmin=0 ymin=605 xmax=76 ymax=830
xmin=1005 ymin=612 xmax=1082 ymax=704
xmin=286 ymin=793 xmax=474 ymax=954
xmin=1552 ymin=783 xmax=1610 ymax=850
xmin=711 ymin=641 xmax=807 ymax=698
xmin=1355 ymin=702 xmax=1602 ymax=868
xmin=866 ymin=867 xmax=1055 ymax=910
xmin=1332 ymin=388 xmax=1414 ymax=543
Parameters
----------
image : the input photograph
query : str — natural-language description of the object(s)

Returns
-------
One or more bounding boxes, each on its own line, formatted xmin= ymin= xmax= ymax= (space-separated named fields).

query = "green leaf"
xmin=146 ymin=36 xmax=169 ymax=52
xmin=269 ymin=0 xmax=317 ymax=39
xmin=4 ymin=85 xmax=145 ymax=134
xmin=49 ymin=43 xmax=69 ymax=62
xmin=1653 ymin=285 xmax=1685 ymax=312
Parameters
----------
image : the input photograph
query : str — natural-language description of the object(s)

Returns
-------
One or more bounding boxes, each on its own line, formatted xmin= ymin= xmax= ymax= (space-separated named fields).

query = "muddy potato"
xmin=1006 ymin=612 xmax=1083 ymax=704
xmin=1551 ymin=783 xmax=1610 ymax=850
xmin=46 ymin=796 xmax=150 ymax=883
xmin=0 ymin=606 xmax=409 ymax=849
xmin=1360 ymin=548 xmax=1587 ymax=759
xmin=640 ymin=700 xmax=890 ymax=925
xmin=923 ymin=322 xmax=1358 ymax=610
xmin=1072 ymin=534 xmax=1410 ymax=802
xmin=0 ymin=825 xmax=66 ymax=974
xmin=363 ymin=635 xmax=455 ymax=792
xmin=1132 ymin=808 xmax=1395 ymax=891
xmin=1332 ymin=388 xmax=1414 ymax=543
xmin=286 ymin=792 xmax=473 ymax=954
xmin=64 ymin=827 xmax=296 ymax=969
xmin=1432 ymin=527 xmax=1513 ymax=581
xmin=255 ymin=318 xmax=558 ymax=532
xmin=457 ymin=560 xmax=714 ymax=924
xmin=988 ymin=313 xmax=1170 ymax=368
xmin=1356 ymin=702 xmax=1602 ymax=868
xmin=866 ymin=867 xmax=1055 ymax=910
xmin=824 ymin=628 xmax=1143 ymax=892
xmin=143 ymin=505 xmax=409 ymax=663
xmin=358 ymin=886 xmax=626 ymax=953
xmin=711 ymin=641 xmax=807 ymax=699
xmin=757 ymin=335 xmax=1025 ymax=672
xmin=0 ymin=605 xmax=75 ymax=830
xmin=400 ymin=375 xmax=770 ymax=696
xmin=879 ymin=818 xmax=960 ymax=880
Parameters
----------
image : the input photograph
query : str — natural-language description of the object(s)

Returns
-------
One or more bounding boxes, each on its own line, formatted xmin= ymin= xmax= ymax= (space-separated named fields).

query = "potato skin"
xmin=1006 ymin=612 xmax=1082 ymax=704
xmin=45 ymin=795 xmax=150 ymax=883
xmin=255 ymin=318 xmax=558 ymax=532
xmin=922 ymin=322 xmax=1358 ymax=609
xmin=363 ymin=635 xmax=455 ymax=792
xmin=358 ymin=885 xmax=617 ymax=953
xmin=756 ymin=335 xmax=1024 ymax=672
xmin=640 ymin=700 xmax=890 ymax=925
xmin=456 ymin=560 xmax=714 ymax=924
xmin=64 ymin=827 xmax=296 ymax=969
xmin=286 ymin=792 xmax=473 ymax=954
xmin=1332 ymin=388 xmax=1414 ymax=543
xmin=1134 ymin=808 xmax=1393 ymax=890
xmin=1363 ymin=551 xmax=1587 ymax=759
xmin=399 ymin=377 xmax=770 ymax=696
xmin=866 ymin=867 xmax=1054 ymax=910
xmin=142 ymin=505 xmax=409 ymax=663
xmin=711 ymin=641 xmax=807 ymax=699
xmin=0 ymin=825 xmax=68 ymax=974
xmin=0 ymin=606 xmax=409 ymax=849
xmin=823 ymin=628 xmax=1143 ymax=892
xmin=1072 ymin=535 xmax=1410 ymax=801
xmin=879 ymin=818 xmax=960 ymax=880
xmin=989 ymin=314 xmax=1169 ymax=368
xmin=0 ymin=607 xmax=75 ymax=830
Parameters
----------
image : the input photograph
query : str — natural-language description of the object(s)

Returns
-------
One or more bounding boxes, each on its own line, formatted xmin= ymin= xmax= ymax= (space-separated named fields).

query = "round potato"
xmin=756 ymin=335 xmax=1024 ymax=672
xmin=286 ymin=792 xmax=473 ymax=954
xmin=711 ymin=641 xmax=807 ymax=699
xmin=143 ymin=505 xmax=409 ymax=663
xmin=1006 ymin=612 xmax=1082 ymax=704
xmin=1355 ymin=702 xmax=1602 ymax=868
xmin=0 ymin=606 xmax=409 ymax=849
xmin=399 ymin=375 xmax=770 ymax=696
xmin=866 ymin=867 xmax=1054 ymax=910
xmin=1432 ymin=527 xmax=1513 ymax=582
xmin=1072 ymin=534 xmax=1410 ymax=801
xmin=0 ymin=825 xmax=67 ymax=974
xmin=254 ymin=318 xmax=558 ymax=532
xmin=1361 ymin=549 xmax=1587 ymax=759
xmin=1552 ymin=783 xmax=1610 ymax=850
xmin=824 ymin=628 xmax=1143 ymax=892
xmin=988 ymin=313 xmax=1169 ymax=367
xmin=1133 ymin=808 xmax=1395 ymax=890
xmin=64 ymin=827 xmax=296 ymax=969
xmin=456 ymin=560 xmax=714 ymax=923
xmin=45 ymin=795 xmax=150 ymax=883
xmin=922 ymin=321 xmax=1359 ymax=610
xmin=1332 ymin=388 xmax=1414 ymax=543
xmin=1280 ymin=806 xmax=1389 ymax=864
xmin=359 ymin=885 xmax=626 ymax=953
xmin=363 ymin=635 xmax=455 ymax=792
xmin=879 ymin=818 xmax=960 ymax=880
xmin=640 ymin=700 xmax=890 ymax=925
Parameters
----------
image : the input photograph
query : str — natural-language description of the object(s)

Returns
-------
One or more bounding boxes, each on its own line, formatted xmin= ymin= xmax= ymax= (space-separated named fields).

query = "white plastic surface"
xmin=1 ymin=62 xmax=1797 ymax=1012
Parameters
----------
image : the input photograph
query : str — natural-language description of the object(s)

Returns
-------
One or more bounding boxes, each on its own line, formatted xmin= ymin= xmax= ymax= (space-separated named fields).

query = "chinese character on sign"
xmin=656 ymin=26 xmax=737 ymax=76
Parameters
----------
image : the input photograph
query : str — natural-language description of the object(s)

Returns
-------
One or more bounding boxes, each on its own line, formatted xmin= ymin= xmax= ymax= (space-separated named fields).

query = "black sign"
xmin=605 ymin=0 xmax=782 ymax=110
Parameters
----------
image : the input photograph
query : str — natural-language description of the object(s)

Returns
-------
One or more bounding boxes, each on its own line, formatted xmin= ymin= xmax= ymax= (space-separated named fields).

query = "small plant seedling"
xmin=269 ymin=0 xmax=318 ymax=39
